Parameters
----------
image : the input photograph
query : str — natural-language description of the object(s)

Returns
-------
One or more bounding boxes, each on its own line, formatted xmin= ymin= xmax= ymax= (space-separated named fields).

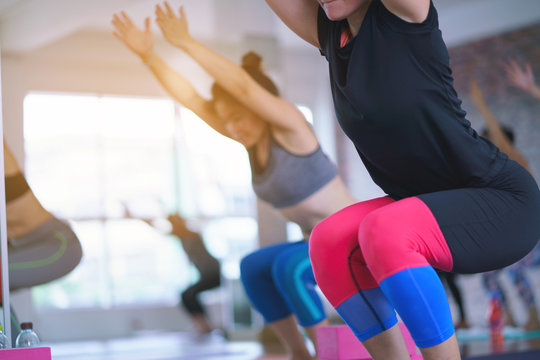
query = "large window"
xmin=23 ymin=93 xmax=258 ymax=310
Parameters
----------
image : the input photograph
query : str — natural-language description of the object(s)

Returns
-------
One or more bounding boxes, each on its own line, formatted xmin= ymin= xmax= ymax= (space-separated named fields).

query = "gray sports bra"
xmin=249 ymin=137 xmax=339 ymax=208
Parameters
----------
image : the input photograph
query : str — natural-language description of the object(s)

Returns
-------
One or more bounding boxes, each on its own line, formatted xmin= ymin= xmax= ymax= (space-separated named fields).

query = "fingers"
xmin=179 ymin=6 xmax=186 ymax=20
xmin=164 ymin=1 xmax=175 ymax=17
xmin=144 ymin=17 xmax=151 ymax=33
xmin=155 ymin=2 xmax=182 ymax=21
xmin=111 ymin=11 xmax=138 ymax=35
xmin=111 ymin=13 xmax=126 ymax=33
xmin=121 ymin=11 xmax=134 ymax=27
xmin=155 ymin=3 xmax=166 ymax=19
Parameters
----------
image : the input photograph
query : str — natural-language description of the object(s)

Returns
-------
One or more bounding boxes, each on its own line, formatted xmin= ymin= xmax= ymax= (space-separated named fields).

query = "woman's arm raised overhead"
xmin=154 ymin=2 xmax=310 ymax=134
xmin=469 ymin=79 xmax=531 ymax=173
xmin=264 ymin=0 xmax=320 ymax=48
xmin=112 ymin=11 xmax=228 ymax=137
xmin=381 ymin=0 xmax=430 ymax=23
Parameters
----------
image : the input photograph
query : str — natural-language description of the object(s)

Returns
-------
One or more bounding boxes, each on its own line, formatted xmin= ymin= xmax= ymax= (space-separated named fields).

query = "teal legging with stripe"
xmin=240 ymin=240 xmax=326 ymax=327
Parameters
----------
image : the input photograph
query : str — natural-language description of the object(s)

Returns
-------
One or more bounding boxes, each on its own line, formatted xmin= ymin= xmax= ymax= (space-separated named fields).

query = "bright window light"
xmin=23 ymin=92 xmax=257 ymax=310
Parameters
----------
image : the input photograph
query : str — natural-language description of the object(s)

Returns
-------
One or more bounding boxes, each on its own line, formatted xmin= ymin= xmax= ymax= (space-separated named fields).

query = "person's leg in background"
xmin=241 ymin=241 xmax=326 ymax=360
xmin=482 ymin=270 xmax=518 ymax=327
xmin=181 ymin=267 xmax=221 ymax=336
xmin=506 ymin=259 xmax=540 ymax=331
xmin=438 ymin=271 xmax=469 ymax=329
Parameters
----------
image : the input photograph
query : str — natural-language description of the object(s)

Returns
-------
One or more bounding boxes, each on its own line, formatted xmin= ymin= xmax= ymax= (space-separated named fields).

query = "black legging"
xmin=181 ymin=268 xmax=221 ymax=315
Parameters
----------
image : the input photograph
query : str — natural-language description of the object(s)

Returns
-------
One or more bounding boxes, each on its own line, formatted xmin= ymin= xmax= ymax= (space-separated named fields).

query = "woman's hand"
xmin=504 ymin=59 xmax=536 ymax=94
xmin=112 ymin=12 xmax=154 ymax=63
xmin=155 ymin=2 xmax=192 ymax=49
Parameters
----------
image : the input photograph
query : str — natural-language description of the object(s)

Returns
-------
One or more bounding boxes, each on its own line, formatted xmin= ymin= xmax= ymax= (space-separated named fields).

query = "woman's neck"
xmin=347 ymin=0 xmax=372 ymax=37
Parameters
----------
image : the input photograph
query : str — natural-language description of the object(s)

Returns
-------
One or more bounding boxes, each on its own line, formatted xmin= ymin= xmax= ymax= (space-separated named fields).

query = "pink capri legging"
xmin=309 ymin=196 xmax=452 ymax=308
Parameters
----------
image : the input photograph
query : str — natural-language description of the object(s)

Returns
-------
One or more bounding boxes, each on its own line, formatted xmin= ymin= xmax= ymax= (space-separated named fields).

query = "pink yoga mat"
xmin=317 ymin=322 xmax=422 ymax=360
xmin=0 ymin=347 xmax=51 ymax=359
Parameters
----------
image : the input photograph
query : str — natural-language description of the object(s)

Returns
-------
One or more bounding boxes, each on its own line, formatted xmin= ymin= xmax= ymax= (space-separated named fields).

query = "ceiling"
xmin=1 ymin=0 xmax=540 ymax=54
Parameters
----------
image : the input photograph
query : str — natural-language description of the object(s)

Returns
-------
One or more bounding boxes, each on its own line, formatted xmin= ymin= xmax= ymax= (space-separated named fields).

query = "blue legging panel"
xmin=240 ymin=241 xmax=326 ymax=327
xmin=380 ymin=266 xmax=455 ymax=348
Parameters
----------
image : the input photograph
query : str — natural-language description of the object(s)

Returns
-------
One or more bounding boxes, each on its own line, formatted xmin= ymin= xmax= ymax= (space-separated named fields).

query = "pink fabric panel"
xmin=309 ymin=196 xmax=453 ymax=308
xmin=359 ymin=197 xmax=452 ymax=283
xmin=309 ymin=197 xmax=395 ymax=307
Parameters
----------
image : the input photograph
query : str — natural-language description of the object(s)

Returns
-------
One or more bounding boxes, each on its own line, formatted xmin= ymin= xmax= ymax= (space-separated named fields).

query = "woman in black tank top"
xmin=264 ymin=1 xmax=540 ymax=359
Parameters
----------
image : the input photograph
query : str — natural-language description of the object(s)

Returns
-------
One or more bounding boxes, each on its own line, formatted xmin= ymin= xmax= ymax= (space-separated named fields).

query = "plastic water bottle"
xmin=15 ymin=322 xmax=40 ymax=348
xmin=0 ymin=324 xmax=9 ymax=349
xmin=487 ymin=292 xmax=504 ymax=352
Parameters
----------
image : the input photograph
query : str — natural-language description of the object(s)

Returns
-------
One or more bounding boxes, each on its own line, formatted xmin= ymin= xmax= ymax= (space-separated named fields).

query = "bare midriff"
xmin=278 ymin=176 xmax=357 ymax=239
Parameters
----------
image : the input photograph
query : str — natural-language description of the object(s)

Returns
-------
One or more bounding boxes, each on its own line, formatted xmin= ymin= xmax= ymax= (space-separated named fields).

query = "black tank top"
xmin=317 ymin=0 xmax=507 ymax=199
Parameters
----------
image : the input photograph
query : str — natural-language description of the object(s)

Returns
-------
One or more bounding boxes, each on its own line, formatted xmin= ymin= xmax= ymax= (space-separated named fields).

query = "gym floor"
xmin=42 ymin=327 xmax=540 ymax=360
xmin=45 ymin=269 xmax=540 ymax=359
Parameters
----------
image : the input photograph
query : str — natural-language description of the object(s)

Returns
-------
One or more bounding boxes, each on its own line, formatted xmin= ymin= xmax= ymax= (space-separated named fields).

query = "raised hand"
xmin=155 ymin=2 xmax=191 ymax=49
xmin=112 ymin=12 xmax=154 ymax=63
xmin=504 ymin=59 xmax=536 ymax=94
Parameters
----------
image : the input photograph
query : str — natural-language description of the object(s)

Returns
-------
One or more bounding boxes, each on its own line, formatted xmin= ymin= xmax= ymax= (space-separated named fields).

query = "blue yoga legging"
xmin=240 ymin=241 xmax=326 ymax=327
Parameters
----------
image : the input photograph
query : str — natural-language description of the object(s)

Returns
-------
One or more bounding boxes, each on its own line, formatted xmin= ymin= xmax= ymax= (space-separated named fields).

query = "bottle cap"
xmin=20 ymin=322 xmax=33 ymax=330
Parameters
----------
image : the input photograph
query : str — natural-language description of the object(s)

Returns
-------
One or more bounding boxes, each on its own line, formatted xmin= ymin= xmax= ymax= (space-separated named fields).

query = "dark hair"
xmin=480 ymin=125 xmax=515 ymax=144
xmin=211 ymin=51 xmax=279 ymax=103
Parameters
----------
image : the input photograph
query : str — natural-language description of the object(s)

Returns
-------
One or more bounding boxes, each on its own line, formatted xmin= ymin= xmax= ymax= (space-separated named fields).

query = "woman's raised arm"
xmin=469 ymin=79 xmax=531 ymax=173
xmin=154 ymin=2 xmax=310 ymax=134
xmin=381 ymin=0 xmax=430 ymax=23
xmin=264 ymin=0 xmax=320 ymax=48
xmin=112 ymin=11 xmax=228 ymax=137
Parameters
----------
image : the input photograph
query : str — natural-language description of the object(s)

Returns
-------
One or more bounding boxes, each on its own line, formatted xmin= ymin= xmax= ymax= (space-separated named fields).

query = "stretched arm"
xmin=155 ymin=2 xmax=310 ymax=135
xmin=469 ymin=79 xmax=531 ymax=172
xmin=112 ymin=11 xmax=228 ymax=137
xmin=505 ymin=59 xmax=540 ymax=101
xmin=264 ymin=0 xmax=319 ymax=48
xmin=380 ymin=0 xmax=430 ymax=23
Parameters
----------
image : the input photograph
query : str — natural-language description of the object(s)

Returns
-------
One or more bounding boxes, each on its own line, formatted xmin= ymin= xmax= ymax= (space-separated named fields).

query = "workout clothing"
xmin=316 ymin=0 xmax=540 ymax=272
xmin=5 ymin=172 xmax=30 ymax=202
xmin=241 ymin=241 xmax=325 ymax=327
xmin=241 ymin=134 xmax=335 ymax=326
xmin=313 ymin=0 xmax=540 ymax=348
xmin=249 ymin=136 xmax=338 ymax=208
xmin=181 ymin=267 xmax=220 ymax=315
xmin=309 ymin=196 xmax=455 ymax=346
xmin=8 ymin=217 xmax=82 ymax=289
xmin=318 ymin=1 xmax=507 ymax=200
xmin=177 ymin=233 xmax=220 ymax=314
xmin=180 ymin=233 xmax=220 ymax=275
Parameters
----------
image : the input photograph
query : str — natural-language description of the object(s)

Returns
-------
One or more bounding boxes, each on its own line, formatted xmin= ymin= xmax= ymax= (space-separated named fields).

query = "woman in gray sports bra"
xmin=113 ymin=4 xmax=356 ymax=359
